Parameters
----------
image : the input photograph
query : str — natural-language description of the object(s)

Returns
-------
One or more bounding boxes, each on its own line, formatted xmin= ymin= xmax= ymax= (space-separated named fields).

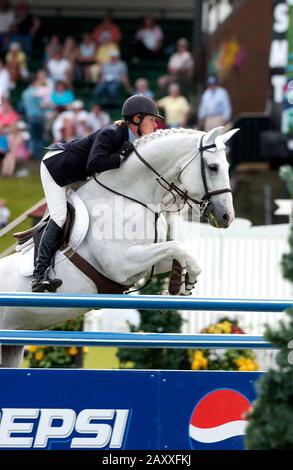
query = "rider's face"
xmin=140 ymin=115 xmax=158 ymax=135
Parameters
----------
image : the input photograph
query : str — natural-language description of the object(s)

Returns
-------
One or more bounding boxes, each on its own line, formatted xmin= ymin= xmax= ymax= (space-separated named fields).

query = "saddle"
xmin=14 ymin=202 xmax=75 ymax=264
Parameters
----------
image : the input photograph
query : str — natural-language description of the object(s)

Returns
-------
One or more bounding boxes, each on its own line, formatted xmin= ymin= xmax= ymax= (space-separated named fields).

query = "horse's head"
xmin=179 ymin=126 xmax=239 ymax=228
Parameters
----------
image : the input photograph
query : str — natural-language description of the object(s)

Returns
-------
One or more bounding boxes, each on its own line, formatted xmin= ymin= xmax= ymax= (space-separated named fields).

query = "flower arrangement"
xmin=191 ymin=317 xmax=259 ymax=372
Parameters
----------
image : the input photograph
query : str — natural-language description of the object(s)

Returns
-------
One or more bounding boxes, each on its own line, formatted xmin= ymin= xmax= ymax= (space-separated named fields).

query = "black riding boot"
xmin=31 ymin=219 xmax=63 ymax=293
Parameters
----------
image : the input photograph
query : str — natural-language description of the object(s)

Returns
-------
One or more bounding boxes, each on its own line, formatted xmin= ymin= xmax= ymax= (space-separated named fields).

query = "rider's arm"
xmin=87 ymin=128 xmax=122 ymax=174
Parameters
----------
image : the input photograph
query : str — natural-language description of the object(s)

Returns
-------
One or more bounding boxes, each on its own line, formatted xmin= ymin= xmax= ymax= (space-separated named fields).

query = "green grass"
xmin=83 ymin=347 xmax=119 ymax=369
xmin=0 ymin=173 xmax=44 ymax=253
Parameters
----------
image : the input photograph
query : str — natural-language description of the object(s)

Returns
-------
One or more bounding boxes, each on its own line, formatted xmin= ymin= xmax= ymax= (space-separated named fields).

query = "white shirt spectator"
xmin=47 ymin=57 xmax=71 ymax=82
xmin=135 ymin=26 xmax=163 ymax=52
xmin=88 ymin=109 xmax=110 ymax=131
xmin=0 ymin=66 xmax=12 ymax=98
xmin=0 ymin=9 xmax=15 ymax=34
xmin=52 ymin=110 xmax=75 ymax=141
xmin=198 ymin=86 xmax=232 ymax=123
xmin=0 ymin=205 xmax=10 ymax=228
xmin=102 ymin=60 xmax=127 ymax=82
xmin=168 ymin=51 xmax=194 ymax=75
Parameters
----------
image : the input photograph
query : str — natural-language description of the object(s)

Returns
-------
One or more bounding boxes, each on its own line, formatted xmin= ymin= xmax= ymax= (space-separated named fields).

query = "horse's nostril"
xmin=223 ymin=212 xmax=229 ymax=221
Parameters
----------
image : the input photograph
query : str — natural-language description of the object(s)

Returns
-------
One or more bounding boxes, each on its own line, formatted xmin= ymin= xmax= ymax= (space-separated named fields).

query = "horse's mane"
xmin=135 ymin=128 xmax=200 ymax=146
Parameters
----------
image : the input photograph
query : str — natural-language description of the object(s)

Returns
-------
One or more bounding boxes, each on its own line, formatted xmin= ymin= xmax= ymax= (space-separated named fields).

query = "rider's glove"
xmin=119 ymin=141 xmax=134 ymax=161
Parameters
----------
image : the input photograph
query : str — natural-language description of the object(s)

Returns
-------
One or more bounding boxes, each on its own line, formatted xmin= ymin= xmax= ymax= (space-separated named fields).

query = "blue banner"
xmin=0 ymin=369 xmax=262 ymax=450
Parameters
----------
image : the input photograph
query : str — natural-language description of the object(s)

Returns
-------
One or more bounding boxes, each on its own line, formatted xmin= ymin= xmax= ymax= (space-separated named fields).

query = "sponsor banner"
xmin=270 ymin=0 xmax=288 ymax=107
xmin=0 ymin=369 xmax=262 ymax=450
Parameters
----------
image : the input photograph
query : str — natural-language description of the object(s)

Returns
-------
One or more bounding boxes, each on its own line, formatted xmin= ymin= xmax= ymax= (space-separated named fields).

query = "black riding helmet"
xmin=122 ymin=95 xmax=164 ymax=135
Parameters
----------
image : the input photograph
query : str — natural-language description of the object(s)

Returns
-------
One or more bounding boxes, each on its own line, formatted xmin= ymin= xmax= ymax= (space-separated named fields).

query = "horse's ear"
xmin=201 ymin=126 xmax=225 ymax=147
xmin=221 ymin=128 xmax=240 ymax=144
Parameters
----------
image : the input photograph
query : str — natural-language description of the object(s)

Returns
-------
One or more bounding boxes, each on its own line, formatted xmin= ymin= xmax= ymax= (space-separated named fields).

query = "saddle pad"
xmin=18 ymin=189 xmax=89 ymax=277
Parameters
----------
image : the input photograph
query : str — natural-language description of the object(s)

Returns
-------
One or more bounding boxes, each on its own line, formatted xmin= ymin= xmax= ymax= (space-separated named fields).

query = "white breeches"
xmin=41 ymin=156 xmax=67 ymax=229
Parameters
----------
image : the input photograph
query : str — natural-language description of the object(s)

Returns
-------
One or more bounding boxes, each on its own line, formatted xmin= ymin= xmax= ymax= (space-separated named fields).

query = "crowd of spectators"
xmin=0 ymin=1 xmax=232 ymax=183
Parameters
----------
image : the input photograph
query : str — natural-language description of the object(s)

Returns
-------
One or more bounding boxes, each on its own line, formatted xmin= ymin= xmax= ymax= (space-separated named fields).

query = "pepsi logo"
xmin=189 ymin=389 xmax=251 ymax=449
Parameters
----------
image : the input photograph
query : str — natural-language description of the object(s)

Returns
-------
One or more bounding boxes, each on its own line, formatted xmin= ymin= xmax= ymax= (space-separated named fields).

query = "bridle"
xmin=93 ymin=133 xmax=232 ymax=293
xmin=94 ymin=133 xmax=233 ymax=220
xmin=130 ymin=134 xmax=232 ymax=218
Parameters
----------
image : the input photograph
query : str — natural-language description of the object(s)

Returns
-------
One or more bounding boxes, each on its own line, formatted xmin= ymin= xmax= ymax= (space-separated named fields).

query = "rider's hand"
xmin=119 ymin=141 xmax=134 ymax=161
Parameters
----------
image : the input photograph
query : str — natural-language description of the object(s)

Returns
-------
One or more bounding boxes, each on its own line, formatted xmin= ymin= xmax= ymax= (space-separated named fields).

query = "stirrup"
xmin=31 ymin=270 xmax=63 ymax=293
xmin=31 ymin=278 xmax=63 ymax=293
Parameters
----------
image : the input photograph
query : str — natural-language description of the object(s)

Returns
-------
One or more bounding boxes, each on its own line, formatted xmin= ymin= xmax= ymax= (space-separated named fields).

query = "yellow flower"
xmin=68 ymin=346 xmax=78 ymax=356
xmin=28 ymin=345 xmax=37 ymax=353
xmin=219 ymin=321 xmax=232 ymax=333
xmin=235 ymin=356 xmax=259 ymax=371
xmin=192 ymin=351 xmax=208 ymax=370
xmin=83 ymin=347 xmax=89 ymax=353
xmin=192 ymin=359 xmax=208 ymax=370
xmin=35 ymin=351 xmax=44 ymax=361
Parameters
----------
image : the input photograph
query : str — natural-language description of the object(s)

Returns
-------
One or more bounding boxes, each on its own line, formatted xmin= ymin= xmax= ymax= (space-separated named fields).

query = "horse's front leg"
xmin=122 ymin=241 xmax=201 ymax=294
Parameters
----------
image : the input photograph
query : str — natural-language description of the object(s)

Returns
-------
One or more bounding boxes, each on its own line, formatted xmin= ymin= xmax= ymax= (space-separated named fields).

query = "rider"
xmin=31 ymin=94 xmax=164 ymax=293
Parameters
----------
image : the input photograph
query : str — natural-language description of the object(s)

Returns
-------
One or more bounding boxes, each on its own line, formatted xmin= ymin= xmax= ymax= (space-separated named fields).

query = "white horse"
xmin=0 ymin=126 xmax=238 ymax=367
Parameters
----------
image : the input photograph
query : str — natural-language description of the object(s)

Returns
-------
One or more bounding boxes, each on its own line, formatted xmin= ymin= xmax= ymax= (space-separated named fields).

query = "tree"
xmin=116 ymin=273 xmax=191 ymax=370
xmin=245 ymin=166 xmax=293 ymax=449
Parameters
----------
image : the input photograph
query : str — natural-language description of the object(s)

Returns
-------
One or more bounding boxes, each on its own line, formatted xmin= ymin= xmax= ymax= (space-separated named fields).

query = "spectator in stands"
xmin=32 ymin=69 xmax=54 ymax=138
xmin=52 ymin=109 xmax=75 ymax=142
xmin=0 ymin=0 xmax=15 ymax=52
xmin=5 ymin=41 xmax=28 ymax=83
xmin=198 ymin=75 xmax=232 ymax=131
xmin=52 ymin=100 xmax=89 ymax=141
xmin=45 ymin=34 xmax=61 ymax=61
xmin=31 ymin=94 xmax=164 ymax=293
xmin=14 ymin=1 xmax=41 ymax=55
xmin=0 ymin=199 xmax=10 ymax=228
xmin=0 ymin=97 xmax=18 ymax=129
xmin=59 ymin=116 xmax=76 ymax=142
xmin=92 ymin=14 xmax=121 ymax=46
xmin=34 ymin=69 xmax=53 ymax=107
xmin=22 ymin=76 xmax=45 ymax=159
xmin=63 ymin=36 xmax=78 ymax=79
xmin=51 ymin=80 xmax=75 ymax=109
xmin=88 ymin=103 xmax=110 ymax=131
xmin=1 ymin=120 xmax=30 ymax=177
xmin=76 ymin=32 xmax=96 ymax=81
xmin=157 ymin=38 xmax=194 ymax=97
xmin=133 ymin=78 xmax=153 ymax=99
xmin=46 ymin=48 xmax=71 ymax=84
xmin=93 ymin=50 xmax=131 ymax=103
xmin=167 ymin=38 xmax=194 ymax=83
xmin=0 ymin=58 xmax=13 ymax=98
xmin=157 ymin=83 xmax=190 ymax=128
xmin=0 ymin=123 xmax=9 ymax=159
xmin=70 ymin=100 xmax=90 ymax=138
xmin=133 ymin=16 xmax=164 ymax=61
xmin=96 ymin=30 xmax=119 ymax=65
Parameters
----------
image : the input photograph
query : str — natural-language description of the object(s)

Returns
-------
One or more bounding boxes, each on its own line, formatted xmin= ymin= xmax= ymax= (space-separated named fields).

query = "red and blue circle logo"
xmin=189 ymin=389 xmax=251 ymax=449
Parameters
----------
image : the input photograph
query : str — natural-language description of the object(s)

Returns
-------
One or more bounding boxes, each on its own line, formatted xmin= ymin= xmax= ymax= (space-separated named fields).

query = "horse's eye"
xmin=208 ymin=164 xmax=219 ymax=172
